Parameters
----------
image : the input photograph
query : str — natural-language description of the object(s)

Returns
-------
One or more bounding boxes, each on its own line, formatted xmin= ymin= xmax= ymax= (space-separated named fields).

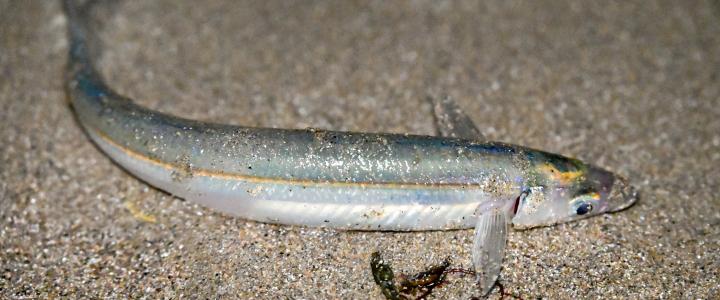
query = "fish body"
xmin=63 ymin=1 xmax=637 ymax=296
xmin=65 ymin=4 xmax=634 ymax=231
xmin=72 ymin=64 xmax=525 ymax=230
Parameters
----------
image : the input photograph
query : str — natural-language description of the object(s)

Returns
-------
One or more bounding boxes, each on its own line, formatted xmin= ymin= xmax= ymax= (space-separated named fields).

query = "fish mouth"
xmin=585 ymin=165 xmax=638 ymax=213
xmin=606 ymin=175 xmax=639 ymax=212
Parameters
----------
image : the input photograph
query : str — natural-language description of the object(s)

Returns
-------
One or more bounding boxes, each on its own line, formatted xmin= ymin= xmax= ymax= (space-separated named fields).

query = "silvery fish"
xmin=62 ymin=1 xmax=638 ymax=296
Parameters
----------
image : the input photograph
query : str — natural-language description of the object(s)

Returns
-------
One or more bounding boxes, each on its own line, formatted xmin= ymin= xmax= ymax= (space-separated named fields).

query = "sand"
xmin=1 ymin=1 xmax=718 ymax=298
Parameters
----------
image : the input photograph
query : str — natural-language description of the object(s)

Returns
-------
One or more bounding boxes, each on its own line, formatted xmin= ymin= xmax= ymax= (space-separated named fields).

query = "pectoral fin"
xmin=429 ymin=95 xmax=485 ymax=140
xmin=472 ymin=207 xmax=509 ymax=296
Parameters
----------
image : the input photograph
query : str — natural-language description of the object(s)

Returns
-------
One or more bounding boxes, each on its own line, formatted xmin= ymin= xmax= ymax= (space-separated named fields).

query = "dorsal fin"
xmin=429 ymin=95 xmax=485 ymax=140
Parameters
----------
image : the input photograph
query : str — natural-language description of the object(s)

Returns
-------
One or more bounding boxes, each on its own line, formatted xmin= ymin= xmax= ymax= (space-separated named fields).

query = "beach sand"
xmin=1 ymin=1 xmax=718 ymax=298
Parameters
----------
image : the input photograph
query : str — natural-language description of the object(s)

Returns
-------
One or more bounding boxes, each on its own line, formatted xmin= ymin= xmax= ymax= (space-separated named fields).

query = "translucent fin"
xmin=472 ymin=208 xmax=508 ymax=296
xmin=429 ymin=95 xmax=485 ymax=140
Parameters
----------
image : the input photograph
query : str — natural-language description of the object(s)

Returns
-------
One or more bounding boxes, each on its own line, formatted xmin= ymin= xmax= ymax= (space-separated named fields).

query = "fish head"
xmin=511 ymin=154 xmax=638 ymax=229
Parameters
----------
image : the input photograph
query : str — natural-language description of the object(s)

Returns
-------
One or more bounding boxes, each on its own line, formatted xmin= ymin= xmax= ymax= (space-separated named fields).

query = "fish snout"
xmin=585 ymin=165 xmax=638 ymax=213
xmin=606 ymin=174 xmax=638 ymax=212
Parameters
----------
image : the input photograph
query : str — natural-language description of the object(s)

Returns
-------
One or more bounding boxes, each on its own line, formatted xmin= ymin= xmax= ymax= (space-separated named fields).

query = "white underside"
xmin=90 ymin=131 xmax=504 ymax=230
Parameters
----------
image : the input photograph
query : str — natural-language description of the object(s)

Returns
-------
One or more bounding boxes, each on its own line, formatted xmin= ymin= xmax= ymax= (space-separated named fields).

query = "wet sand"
xmin=1 ymin=1 xmax=718 ymax=298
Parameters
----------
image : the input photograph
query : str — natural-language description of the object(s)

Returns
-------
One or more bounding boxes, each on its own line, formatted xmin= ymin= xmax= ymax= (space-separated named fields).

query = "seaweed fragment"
xmin=371 ymin=252 xmax=401 ymax=300
xmin=396 ymin=258 xmax=450 ymax=299
xmin=494 ymin=281 xmax=524 ymax=300
xmin=370 ymin=252 xmax=454 ymax=300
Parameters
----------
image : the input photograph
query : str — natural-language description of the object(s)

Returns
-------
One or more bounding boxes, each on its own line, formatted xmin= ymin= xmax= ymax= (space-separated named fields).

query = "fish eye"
xmin=575 ymin=202 xmax=593 ymax=215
